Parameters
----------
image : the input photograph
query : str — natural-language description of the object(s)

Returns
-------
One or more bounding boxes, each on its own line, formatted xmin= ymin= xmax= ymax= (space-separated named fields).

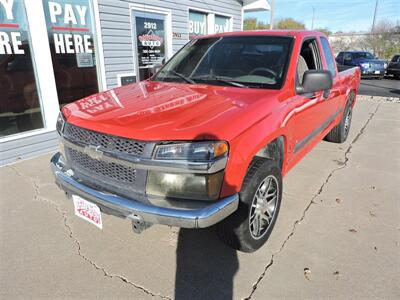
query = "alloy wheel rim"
xmin=249 ymin=175 xmax=279 ymax=239
xmin=344 ymin=107 xmax=352 ymax=135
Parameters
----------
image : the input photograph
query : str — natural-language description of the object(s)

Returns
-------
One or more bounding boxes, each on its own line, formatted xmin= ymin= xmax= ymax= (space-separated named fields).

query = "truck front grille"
xmin=64 ymin=123 xmax=146 ymax=156
xmin=68 ymin=148 xmax=137 ymax=183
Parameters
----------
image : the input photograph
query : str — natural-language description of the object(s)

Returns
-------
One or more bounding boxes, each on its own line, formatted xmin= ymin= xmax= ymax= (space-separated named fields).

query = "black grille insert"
xmin=64 ymin=123 xmax=146 ymax=156
xmin=68 ymin=148 xmax=137 ymax=183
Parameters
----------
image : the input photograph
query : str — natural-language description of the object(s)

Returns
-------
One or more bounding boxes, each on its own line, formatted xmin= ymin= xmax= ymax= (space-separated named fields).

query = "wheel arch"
xmin=220 ymin=133 xmax=288 ymax=198
xmin=254 ymin=136 xmax=285 ymax=171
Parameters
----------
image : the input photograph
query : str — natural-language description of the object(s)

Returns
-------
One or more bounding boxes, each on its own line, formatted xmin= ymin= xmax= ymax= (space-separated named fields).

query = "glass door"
xmin=132 ymin=11 xmax=166 ymax=81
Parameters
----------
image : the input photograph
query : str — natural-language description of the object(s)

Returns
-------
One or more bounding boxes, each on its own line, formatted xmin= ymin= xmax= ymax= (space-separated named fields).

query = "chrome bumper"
xmin=50 ymin=152 xmax=239 ymax=228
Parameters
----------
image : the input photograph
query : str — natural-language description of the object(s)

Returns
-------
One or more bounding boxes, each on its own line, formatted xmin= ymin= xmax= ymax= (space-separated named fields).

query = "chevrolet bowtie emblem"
xmin=84 ymin=145 xmax=104 ymax=160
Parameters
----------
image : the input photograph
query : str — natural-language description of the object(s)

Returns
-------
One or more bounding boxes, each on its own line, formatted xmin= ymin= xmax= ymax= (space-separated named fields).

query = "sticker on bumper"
xmin=73 ymin=195 xmax=102 ymax=229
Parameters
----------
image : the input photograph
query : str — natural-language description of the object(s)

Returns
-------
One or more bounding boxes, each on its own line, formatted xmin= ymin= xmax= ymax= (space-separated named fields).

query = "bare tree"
xmin=364 ymin=20 xmax=400 ymax=58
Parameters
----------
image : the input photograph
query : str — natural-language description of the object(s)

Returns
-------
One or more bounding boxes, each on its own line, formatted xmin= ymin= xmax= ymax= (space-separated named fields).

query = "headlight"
xmin=384 ymin=63 xmax=388 ymax=69
xmin=154 ymin=141 xmax=228 ymax=161
xmin=56 ymin=111 xmax=66 ymax=135
xmin=360 ymin=63 xmax=370 ymax=69
xmin=146 ymin=171 xmax=224 ymax=201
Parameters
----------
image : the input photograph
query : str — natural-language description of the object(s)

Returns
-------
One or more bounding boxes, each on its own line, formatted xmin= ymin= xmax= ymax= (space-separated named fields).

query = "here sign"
xmin=46 ymin=0 xmax=93 ymax=54
xmin=0 ymin=0 xmax=24 ymax=55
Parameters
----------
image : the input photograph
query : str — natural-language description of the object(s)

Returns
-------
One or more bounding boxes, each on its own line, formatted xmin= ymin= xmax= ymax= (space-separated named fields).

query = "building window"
xmin=215 ymin=15 xmax=230 ymax=33
xmin=189 ymin=10 xmax=207 ymax=39
xmin=188 ymin=10 xmax=232 ymax=40
xmin=42 ymin=0 xmax=100 ymax=107
xmin=0 ymin=0 xmax=44 ymax=137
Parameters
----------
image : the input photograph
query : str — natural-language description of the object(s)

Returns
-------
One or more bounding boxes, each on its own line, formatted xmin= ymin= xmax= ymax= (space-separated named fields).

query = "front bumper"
xmin=386 ymin=68 xmax=400 ymax=75
xmin=50 ymin=152 xmax=239 ymax=228
xmin=361 ymin=69 xmax=385 ymax=77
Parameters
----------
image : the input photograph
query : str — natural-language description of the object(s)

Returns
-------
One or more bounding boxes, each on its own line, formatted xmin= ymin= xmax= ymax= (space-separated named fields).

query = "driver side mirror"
xmin=297 ymin=70 xmax=333 ymax=94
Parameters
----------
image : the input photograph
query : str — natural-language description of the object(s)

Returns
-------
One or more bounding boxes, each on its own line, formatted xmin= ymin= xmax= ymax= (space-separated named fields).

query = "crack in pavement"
xmin=244 ymin=104 xmax=381 ymax=299
xmin=5 ymin=165 xmax=171 ymax=300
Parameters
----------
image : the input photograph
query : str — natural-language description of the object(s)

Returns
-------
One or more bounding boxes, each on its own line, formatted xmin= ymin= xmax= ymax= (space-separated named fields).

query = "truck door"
xmin=287 ymin=37 xmax=339 ymax=163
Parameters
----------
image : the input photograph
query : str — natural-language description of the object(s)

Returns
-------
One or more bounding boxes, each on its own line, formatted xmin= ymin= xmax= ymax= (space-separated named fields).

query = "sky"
xmin=244 ymin=0 xmax=400 ymax=33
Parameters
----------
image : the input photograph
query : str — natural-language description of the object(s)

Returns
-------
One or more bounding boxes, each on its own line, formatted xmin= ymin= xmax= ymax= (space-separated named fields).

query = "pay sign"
xmin=0 ymin=0 xmax=24 ymax=55
xmin=47 ymin=0 xmax=93 ymax=54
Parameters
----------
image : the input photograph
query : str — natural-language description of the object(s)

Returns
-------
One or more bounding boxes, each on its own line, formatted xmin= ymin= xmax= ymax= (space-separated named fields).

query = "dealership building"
xmin=0 ymin=0 xmax=269 ymax=165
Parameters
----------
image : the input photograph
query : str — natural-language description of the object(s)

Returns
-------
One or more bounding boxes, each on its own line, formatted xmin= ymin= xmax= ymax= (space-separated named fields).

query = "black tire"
xmin=217 ymin=158 xmax=282 ymax=252
xmin=324 ymin=93 xmax=354 ymax=143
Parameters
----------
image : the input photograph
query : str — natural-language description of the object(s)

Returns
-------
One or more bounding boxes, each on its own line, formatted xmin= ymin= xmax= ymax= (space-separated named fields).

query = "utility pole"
xmin=311 ymin=5 xmax=315 ymax=30
xmin=372 ymin=0 xmax=379 ymax=32
xmin=269 ymin=0 xmax=275 ymax=30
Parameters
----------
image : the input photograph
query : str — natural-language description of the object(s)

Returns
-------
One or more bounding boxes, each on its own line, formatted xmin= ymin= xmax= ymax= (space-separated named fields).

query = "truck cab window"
xmin=336 ymin=52 xmax=344 ymax=64
xmin=320 ymin=37 xmax=337 ymax=76
xmin=297 ymin=38 xmax=322 ymax=87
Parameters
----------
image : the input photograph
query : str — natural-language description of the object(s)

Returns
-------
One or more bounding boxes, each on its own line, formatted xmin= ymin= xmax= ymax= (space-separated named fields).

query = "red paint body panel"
xmin=63 ymin=30 xmax=361 ymax=198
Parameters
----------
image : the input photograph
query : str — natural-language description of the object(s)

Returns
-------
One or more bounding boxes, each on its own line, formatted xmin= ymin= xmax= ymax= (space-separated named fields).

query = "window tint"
xmin=320 ymin=37 xmax=336 ymax=76
xmin=391 ymin=55 xmax=399 ymax=62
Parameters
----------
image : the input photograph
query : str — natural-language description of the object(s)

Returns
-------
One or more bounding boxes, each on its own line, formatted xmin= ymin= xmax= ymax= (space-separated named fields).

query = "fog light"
xmin=146 ymin=171 xmax=224 ymax=201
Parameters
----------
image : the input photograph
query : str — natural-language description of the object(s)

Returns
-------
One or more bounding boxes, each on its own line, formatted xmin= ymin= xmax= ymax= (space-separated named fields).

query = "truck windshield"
xmin=352 ymin=52 xmax=375 ymax=60
xmin=153 ymin=36 xmax=293 ymax=89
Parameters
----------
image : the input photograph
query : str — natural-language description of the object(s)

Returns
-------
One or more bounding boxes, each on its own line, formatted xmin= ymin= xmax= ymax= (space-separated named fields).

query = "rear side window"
xmin=336 ymin=52 xmax=343 ymax=64
xmin=320 ymin=37 xmax=336 ymax=76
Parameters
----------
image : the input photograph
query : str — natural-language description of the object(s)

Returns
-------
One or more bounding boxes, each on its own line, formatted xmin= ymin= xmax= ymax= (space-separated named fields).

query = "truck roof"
xmin=200 ymin=30 xmax=326 ymax=39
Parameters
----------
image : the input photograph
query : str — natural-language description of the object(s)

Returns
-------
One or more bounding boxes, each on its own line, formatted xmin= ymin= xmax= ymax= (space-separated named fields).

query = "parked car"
xmin=386 ymin=54 xmax=400 ymax=79
xmin=51 ymin=31 xmax=361 ymax=252
xmin=336 ymin=51 xmax=387 ymax=79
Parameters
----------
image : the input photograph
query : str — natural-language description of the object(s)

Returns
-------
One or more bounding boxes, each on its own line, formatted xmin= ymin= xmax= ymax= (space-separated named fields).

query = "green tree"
xmin=276 ymin=18 xmax=305 ymax=30
xmin=244 ymin=17 xmax=257 ymax=30
xmin=243 ymin=17 xmax=270 ymax=30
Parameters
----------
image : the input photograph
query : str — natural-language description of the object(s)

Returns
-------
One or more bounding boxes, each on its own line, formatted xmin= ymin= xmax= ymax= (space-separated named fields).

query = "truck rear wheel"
xmin=324 ymin=93 xmax=354 ymax=143
xmin=217 ymin=158 xmax=282 ymax=252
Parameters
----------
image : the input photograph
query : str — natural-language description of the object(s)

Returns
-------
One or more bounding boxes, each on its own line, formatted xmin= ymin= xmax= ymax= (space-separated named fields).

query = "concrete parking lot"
xmin=359 ymin=77 xmax=400 ymax=97
xmin=1 ymin=97 xmax=399 ymax=299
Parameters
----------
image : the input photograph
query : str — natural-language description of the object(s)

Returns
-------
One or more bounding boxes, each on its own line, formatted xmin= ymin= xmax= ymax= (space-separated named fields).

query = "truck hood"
xmin=63 ymin=81 xmax=280 ymax=142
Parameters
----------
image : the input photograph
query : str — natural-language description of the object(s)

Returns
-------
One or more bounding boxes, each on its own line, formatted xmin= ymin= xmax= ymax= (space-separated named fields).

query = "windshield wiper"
xmin=164 ymin=70 xmax=195 ymax=84
xmin=192 ymin=75 xmax=249 ymax=88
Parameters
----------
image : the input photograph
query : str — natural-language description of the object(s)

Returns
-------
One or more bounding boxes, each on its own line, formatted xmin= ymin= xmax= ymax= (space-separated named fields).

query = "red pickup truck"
xmin=51 ymin=31 xmax=360 ymax=252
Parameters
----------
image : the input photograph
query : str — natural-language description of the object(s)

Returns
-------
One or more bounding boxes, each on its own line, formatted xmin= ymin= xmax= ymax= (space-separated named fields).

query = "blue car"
xmin=336 ymin=51 xmax=387 ymax=79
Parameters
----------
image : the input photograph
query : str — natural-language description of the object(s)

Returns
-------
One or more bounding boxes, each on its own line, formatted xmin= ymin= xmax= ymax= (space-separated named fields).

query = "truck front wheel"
xmin=217 ymin=158 xmax=282 ymax=252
